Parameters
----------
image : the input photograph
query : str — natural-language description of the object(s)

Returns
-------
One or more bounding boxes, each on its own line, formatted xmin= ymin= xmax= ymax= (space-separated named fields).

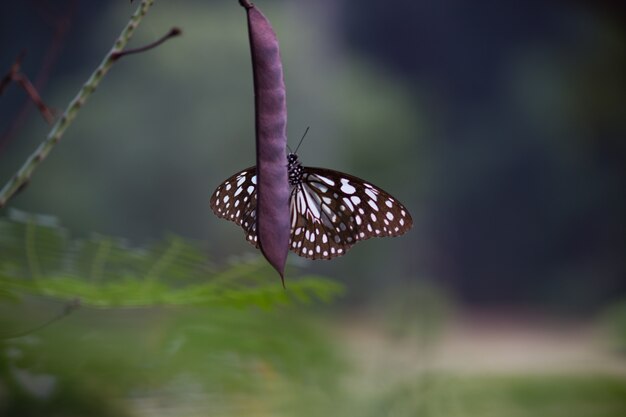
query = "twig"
xmin=0 ymin=0 xmax=77 ymax=154
xmin=111 ymin=27 xmax=182 ymax=61
xmin=0 ymin=51 xmax=26 ymax=94
xmin=0 ymin=52 xmax=54 ymax=124
xmin=0 ymin=0 xmax=158 ymax=209
xmin=0 ymin=298 xmax=81 ymax=340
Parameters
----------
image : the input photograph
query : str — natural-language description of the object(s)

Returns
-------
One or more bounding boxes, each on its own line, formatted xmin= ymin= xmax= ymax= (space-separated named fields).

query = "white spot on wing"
xmin=340 ymin=179 xmax=356 ymax=194
xmin=367 ymin=200 xmax=379 ymax=211
xmin=343 ymin=198 xmax=354 ymax=211
xmin=365 ymin=188 xmax=377 ymax=201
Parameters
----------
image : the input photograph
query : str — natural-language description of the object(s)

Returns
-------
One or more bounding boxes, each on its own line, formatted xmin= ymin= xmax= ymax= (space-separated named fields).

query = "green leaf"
xmin=0 ymin=215 xmax=344 ymax=309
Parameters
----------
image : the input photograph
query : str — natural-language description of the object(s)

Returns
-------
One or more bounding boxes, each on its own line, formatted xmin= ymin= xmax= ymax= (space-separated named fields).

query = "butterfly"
xmin=210 ymin=150 xmax=413 ymax=260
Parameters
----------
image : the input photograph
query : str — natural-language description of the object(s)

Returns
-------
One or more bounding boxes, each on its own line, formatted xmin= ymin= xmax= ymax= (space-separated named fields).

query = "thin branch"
xmin=0 ymin=0 xmax=158 ymax=209
xmin=0 ymin=51 xmax=26 ymax=94
xmin=0 ymin=298 xmax=81 ymax=340
xmin=111 ymin=27 xmax=182 ymax=61
xmin=0 ymin=52 xmax=54 ymax=124
xmin=11 ymin=74 xmax=55 ymax=124
xmin=0 ymin=0 xmax=77 ymax=154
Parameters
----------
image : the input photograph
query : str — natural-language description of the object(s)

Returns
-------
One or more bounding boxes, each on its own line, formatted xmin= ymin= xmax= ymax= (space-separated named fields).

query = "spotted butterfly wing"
xmin=288 ymin=167 xmax=412 ymax=259
xmin=210 ymin=167 xmax=259 ymax=248
xmin=210 ymin=154 xmax=413 ymax=260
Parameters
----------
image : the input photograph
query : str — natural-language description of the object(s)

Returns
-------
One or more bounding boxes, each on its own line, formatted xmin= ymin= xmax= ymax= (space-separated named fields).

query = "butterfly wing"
xmin=210 ymin=167 xmax=259 ymax=248
xmin=289 ymin=167 xmax=413 ymax=260
xmin=211 ymin=166 xmax=413 ymax=260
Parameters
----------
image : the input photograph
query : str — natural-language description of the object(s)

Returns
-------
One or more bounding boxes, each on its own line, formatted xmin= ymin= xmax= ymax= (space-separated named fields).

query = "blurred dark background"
xmin=1 ymin=0 xmax=625 ymax=312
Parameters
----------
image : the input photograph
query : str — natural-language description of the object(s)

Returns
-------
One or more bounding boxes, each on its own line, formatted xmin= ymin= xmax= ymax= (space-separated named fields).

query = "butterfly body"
xmin=211 ymin=154 xmax=412 ymax=260
xmin=287 ymin=153 xmax=304 ymax=186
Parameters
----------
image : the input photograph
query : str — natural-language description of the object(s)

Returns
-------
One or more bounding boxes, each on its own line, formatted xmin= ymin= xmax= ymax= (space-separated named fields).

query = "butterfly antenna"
xmin=293 ymin=126 xmax=310 ymax=155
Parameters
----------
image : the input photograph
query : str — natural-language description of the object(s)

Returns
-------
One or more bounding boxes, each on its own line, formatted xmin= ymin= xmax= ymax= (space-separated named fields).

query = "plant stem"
xmin=0 ymin=0 xmax=156 ymax=208
xmin=0 ymin=298 xmax=80 ymax=340
xmin=111 ymin=27 xmax=181 ymax=60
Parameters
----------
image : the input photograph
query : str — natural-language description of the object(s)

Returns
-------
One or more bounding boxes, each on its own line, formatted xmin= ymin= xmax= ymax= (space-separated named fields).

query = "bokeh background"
xmin=1 ymin=0 xmax=625 ymax=416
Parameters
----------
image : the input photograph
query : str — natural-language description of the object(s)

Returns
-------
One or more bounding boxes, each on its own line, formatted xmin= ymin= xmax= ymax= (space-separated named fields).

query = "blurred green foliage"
xmin=1 ymin=303 xmax=346 ymax=417
xmin=0 ymin=211 xmax=345 ymax=416
xmin=0 ymin=210 xmax=344 ymax=308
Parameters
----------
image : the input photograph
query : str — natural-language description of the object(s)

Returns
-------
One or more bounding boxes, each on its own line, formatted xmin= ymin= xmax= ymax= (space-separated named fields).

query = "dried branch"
xmin=0 ymin=51 xmax=26 ymax=94
xmin=0 ymin=0 xmax=161 ymax=208
xmin=0 ymin=0 xmax=77 ymax=154
xmin=0 ymin=53 xmax=55 ymax=124
xmin=111 ymin=27 xmax=182 ymax=61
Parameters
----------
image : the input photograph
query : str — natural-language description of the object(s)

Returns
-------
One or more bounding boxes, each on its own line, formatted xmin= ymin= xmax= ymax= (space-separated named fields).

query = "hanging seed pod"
xmin=240 ymin=0 xmax=290 ymax=282
xmin=212 ymin=2 xmax=414 ymax=286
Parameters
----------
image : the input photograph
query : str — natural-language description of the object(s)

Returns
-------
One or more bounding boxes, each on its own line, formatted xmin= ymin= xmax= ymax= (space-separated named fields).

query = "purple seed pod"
xmin=209 ymin=1 xmax=414 ymax=284
xmin=240 ymin=0 xmax=290 ymax=282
